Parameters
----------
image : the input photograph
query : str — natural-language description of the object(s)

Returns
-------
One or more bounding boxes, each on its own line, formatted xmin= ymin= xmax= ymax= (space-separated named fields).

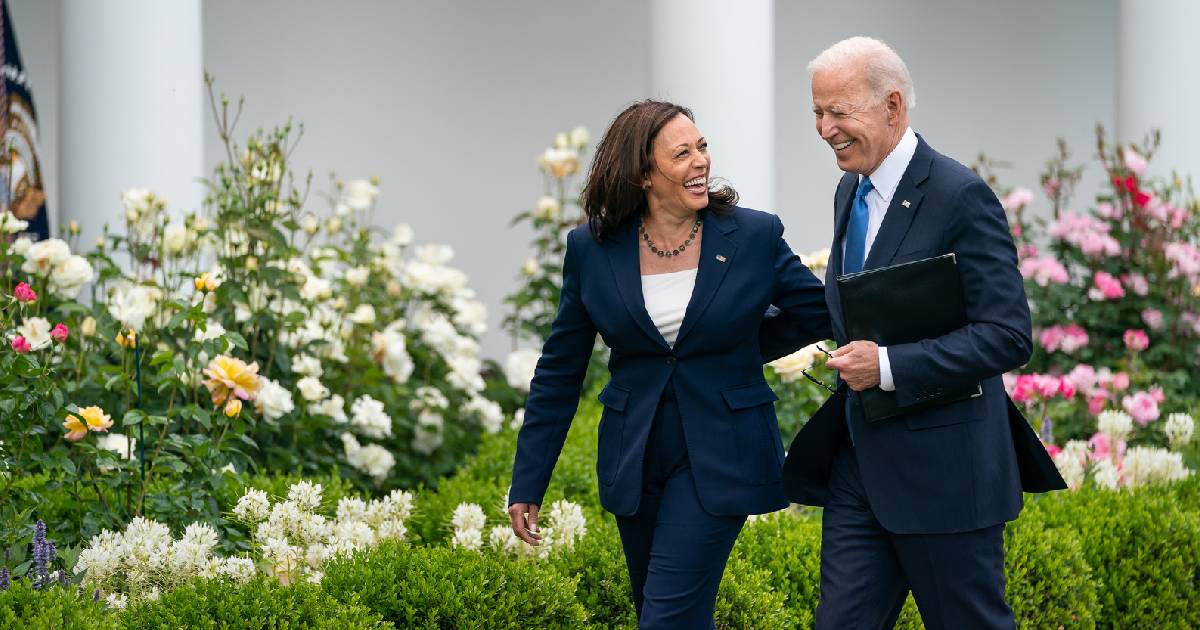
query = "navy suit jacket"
xmin=779 ymin=136 xmax=1064 ymax=534
xmin=509 ymin=207 xmax=832 ymax=516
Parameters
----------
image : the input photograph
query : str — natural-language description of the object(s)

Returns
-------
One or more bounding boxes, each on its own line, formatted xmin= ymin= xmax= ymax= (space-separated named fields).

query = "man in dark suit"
xmin=781 ymin=36 xmax=1065 ymax=629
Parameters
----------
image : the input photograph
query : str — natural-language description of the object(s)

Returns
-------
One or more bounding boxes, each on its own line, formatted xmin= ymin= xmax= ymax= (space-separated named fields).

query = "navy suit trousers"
xmin=816 ymin=439 xmax=1014 ymax=630
xmin=614 ymin=381 xmax=745 ymax=629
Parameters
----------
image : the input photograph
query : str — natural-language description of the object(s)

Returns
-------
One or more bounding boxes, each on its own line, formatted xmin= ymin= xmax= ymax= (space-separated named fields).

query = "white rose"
xmin=414 ymin=244 xmax=454 ymax=266
xmin=296 ymin=377 xmax=330 ymax=402
xmin=0 ymin=212 xmax=29 ymax=234
xmin=350 ymin=395 xmax=393 ymax=438
xmin=411 ymin=423 xmax=443 ymax=455
xmin=349 ymin=304 xmax=376 ymax=325
xmin=391 ymin=223 xmax=414 ymax=246
xmin=292 ymin=354 xmax=324 ymax=378
xmin=300 ymin=276 xmax=332 ymax=301
xmin=522 ymin=258 xmax=541 ymax=277
xmin=344 ymin=266 xmax=369 ymax=287
xmin=108 ymin=284 xmax=158 ymax=331
xmin=163 ymin=224 xmax=188 ymax=255
xmin=452 ymin=298 xmax=488 ymax=337
xmin=342 ymin=179 xmax=379 ymax=211
xmin=310 ymin=394 xmax=347 ymax=423
xmin=20 ymin=238 xmax=71 ymax=276
xmin=193 ymin=320 xmax=226 ymax=343
xmin=504 ymin=349 xmax=541 ymax=393
xmin=768 ymin=344 xmax=824 ymax=383
xmin=533 ymin=196 xmax=561 ymax=220
xmin=15 ymin=317 xmax=52 ymax=351
xmin=554 ymin=132 xmax=570 ymax=149
xmin=464 ymin=397 xmax=504 ymax=434
xmin=49 ymin=255 xmax=94 ymax=299
xmin=301 ymin=215 xmax=320 ymax=235
xmin=256 ymin=379 xmax=296 ymax=420
xmin=569 ymin=126 xmax=591 ymax=148
xmin=372 ymin=327 xmax=414 ymax=384
xmin=12 ymin=236 xmax=32 ymax=256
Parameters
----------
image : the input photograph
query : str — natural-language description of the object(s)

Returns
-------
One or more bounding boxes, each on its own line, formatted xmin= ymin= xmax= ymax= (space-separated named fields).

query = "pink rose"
xmin=1012 ymin=374 xmax=1037 ymax=404
xmin=1039 ymin=327 xmax=1065 ymax=353
xmin=1095 ymin=202 xmax=1121 ymax=220
xmin=1141 ymin=309 xmax=1164 ymax=330
xmin=1123 ymin=329 xmax=1149 ymax=352
xmin=1111 ymin=372 xmax=1131 ymax=391
xmin=1060 ymin=325 xmax=1090 ymax=353
xmin=1122 ymin=390 xmax=1160 ymax=425
xmin=51 ymin=324 xmax=69 ymax=344
xmin=1066 ymin=364 xmax=1097 ymax=394
xmin=1044 ymin=443 xmax=1062 ymax=459
xmin=13 ymin=282 xmax=37 ymax=304
xmin=1123 ymin=147 xmax=1148 ymax=174
xmin=1089 ymin=271 xmax=1125 ymax=300
xmin=1089 ymin=432 xmax=1126 ymax=461
xmin=1001 ymin=187 xmax=1035 ymax=211
xmin=1150 ymin=387 xmax=1165 ymax=404
xmin=1034 ymin=374 xmax=1061 ymax=398
xmin=1058 ymin=377 xmax=1077 ymax=400
xmin=10 ymin=336 xmax=31 ymax=353
xmin=1020 ymin=256 xmax=1069 ymax=286
xmin=1087 ymin=395 xmax=1108 ymax=416
xmin=1121 ymin=273 xmax=1150 ymax=296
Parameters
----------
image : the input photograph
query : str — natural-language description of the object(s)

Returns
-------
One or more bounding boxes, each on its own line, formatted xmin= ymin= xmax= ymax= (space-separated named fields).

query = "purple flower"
xmin=0 ymin=566 xmax=10 ymax=591
xmin=32 ymin=520 xmax=49 ymax=588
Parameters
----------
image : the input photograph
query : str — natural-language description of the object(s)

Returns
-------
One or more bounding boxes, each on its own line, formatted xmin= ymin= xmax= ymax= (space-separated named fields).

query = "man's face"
xmin=811 ymin=65 xmax=898 ymax=176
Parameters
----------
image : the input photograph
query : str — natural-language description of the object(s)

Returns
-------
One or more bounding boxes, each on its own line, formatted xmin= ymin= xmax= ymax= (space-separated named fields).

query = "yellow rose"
xmin=203 ymin=355 xmax=262 ymax=406
xmin=63 ymin=405 xmax=112 ymax=440
xmin=62 ymin=415 xmax=88 ymax=441
xmin=81 ymin=316 xmax=97 ymax=337
xmin=224 ymin=398 xmax=243 ymax=417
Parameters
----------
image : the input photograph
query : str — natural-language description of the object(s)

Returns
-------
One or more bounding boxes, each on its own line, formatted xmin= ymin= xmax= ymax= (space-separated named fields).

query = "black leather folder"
xmin=836 ymin=253 xmax=981 ymax=422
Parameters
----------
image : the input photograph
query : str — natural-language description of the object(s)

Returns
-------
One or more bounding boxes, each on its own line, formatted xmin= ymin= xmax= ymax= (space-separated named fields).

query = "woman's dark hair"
xmin=582 ymin=100 xmax=738 ymax=241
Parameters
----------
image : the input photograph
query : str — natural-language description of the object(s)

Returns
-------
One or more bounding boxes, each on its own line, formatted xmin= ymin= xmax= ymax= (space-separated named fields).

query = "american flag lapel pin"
xmin=715 ymin=255 xmax=727 ymax=263
xmin=901 ymin=200 xmax=911 ymax=208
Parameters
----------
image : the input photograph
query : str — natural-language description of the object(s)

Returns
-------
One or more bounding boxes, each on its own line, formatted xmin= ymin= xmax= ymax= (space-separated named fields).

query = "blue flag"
xmin=1 ymin=0 xmax=48 ymax=240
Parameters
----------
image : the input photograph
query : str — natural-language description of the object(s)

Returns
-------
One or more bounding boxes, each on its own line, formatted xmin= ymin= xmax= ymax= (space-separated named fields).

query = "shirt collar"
xmin=859 ymin=127 xmax=917 ymax=204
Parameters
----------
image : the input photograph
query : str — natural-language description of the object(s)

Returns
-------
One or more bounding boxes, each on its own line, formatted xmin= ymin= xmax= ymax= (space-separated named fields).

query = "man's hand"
xmin=826 ymin=340 xmax=881 ymax=391
xmin=507 ymin=502 xmax=542 ymax=546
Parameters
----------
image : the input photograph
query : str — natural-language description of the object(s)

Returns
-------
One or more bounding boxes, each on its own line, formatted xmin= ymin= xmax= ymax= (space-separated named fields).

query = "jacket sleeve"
xmin=759 ymin=214 xmax=834 ymax=362
xmin=887 ymin=179 xmax=1033 ymax=407
xmin=508 ymin=229 xmax=598 ymax=507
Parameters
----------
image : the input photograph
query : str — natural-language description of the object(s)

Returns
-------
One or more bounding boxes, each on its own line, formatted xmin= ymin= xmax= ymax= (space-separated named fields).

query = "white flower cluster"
xmin=233 ymin=482 xmax=414 ymax=584
xmin=74 ymin=517 xmax=251 ymax=606
xmin=1052 ymin=440 xmax=1092 ymax=491
xmin=350 ymin=394 xmax=393 ymax=439
xmin=463 ymin=396 xmax=505 ymax=435
xmin=1164 ymin=413 xmax=1195 ymax=450
xmin=504 ymin=348 xmax=541 ymax=393
xmin=341 ymin=432 xmax=396 ymax=480
xmin=15 ymin=237 xmax=94 ymax=299
xmin=768 ymin=343 xmax=828 ymax=383
xmin=121 ymin=188 xmax=167 ymax=239
xmin=1097 ymin=409 xmax=1134 ymax=442
xmin=452 ymin=495 xmax=587 ymax=560
xmin=1121 ymin=446 xmax=1192 ymax=488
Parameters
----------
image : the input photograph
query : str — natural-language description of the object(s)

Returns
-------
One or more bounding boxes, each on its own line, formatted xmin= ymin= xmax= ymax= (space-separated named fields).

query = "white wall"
xmin=201 ymin=0 xmax=651 ymax=360
xmin=775 ymin=0 xmax=1119 ymax=254
xmin=10 ymin=0 xmax=1133 ymax=359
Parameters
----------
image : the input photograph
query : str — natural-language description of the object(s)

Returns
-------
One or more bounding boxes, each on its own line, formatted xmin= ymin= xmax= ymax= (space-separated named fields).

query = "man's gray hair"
xmin=807 ymin=36 xmax=916 ymax=110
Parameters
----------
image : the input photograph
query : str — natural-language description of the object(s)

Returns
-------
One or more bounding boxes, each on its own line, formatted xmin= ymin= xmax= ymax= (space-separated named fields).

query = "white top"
xmin=641 ymin=268 xmax=698 ymax=347
xmin=839 ymin=126 xmax=918 ymax=393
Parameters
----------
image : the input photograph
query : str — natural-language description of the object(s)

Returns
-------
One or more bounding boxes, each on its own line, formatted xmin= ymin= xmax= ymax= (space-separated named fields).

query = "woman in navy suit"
xmin=507 ymin=100 xmax=831 ymax=628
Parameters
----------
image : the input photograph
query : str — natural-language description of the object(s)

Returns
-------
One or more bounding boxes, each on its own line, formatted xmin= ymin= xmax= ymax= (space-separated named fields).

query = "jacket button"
xmin=666 ymin=357 xmax=675 ymax=365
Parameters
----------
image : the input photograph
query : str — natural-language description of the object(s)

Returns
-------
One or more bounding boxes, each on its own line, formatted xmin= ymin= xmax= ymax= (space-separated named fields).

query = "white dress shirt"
xmin=642 ymin=268 xmax=698 ymax=347
xmin=842 ymin=126 xmax=918 ymax=392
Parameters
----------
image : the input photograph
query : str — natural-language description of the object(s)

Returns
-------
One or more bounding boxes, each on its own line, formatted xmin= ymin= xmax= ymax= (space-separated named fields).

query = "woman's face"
xmin=644 ymin=113 xmax=710 ymax=215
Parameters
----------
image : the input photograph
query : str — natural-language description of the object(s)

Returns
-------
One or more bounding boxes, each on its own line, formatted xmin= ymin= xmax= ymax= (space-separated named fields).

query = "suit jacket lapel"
xmin=675 ymin=210 xmax=738 ymax=346
xmin=864 ymin=140 xmax=931 ymax=270
xmin=827 ymin=174 xmax=857 ymax=343
xmin=605 ymin=220 xmax=670 ymax=349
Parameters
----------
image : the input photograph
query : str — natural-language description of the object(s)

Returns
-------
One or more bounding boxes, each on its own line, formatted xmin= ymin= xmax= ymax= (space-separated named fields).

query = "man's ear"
xmin=886 ymin=90 xmax=904 ymax=124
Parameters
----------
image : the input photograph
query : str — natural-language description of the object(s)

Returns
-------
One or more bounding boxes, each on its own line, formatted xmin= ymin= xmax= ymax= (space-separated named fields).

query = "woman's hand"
xmin=507 ymin=502 xmax=543 ymax=546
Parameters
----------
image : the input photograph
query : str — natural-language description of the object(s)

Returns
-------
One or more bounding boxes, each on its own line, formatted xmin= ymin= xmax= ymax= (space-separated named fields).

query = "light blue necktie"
xmin=843 ymin=177 xmax=873 ymax=444
xmin=843 ymin=177 xmax=874 ymax=275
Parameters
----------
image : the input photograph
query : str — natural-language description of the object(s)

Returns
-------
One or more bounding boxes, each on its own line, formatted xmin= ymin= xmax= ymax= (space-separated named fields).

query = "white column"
xmin=649 ymin=0 xmax=774 ymax=212
xmin=60 ymin=0 xmax=203 ymax=246
xmin=1118 ymin=0 xmax=1200 ymax=179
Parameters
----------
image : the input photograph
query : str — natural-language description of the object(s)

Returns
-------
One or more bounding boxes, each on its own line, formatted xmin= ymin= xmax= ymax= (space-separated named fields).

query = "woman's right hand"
xmin=507 ymin=502 xmax=543 ymax=546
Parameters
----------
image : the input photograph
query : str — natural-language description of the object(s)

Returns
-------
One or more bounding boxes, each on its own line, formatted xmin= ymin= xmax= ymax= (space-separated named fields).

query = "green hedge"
xmin=0 ymin=581 xmax=118 ymax=629
xmin=321 ymin=541 xmax=589 ymax=629
xmin=121 ymin=576 xmax=389 ymax=629
xmin=1023 ymin=480 xmax=1200 ymax=628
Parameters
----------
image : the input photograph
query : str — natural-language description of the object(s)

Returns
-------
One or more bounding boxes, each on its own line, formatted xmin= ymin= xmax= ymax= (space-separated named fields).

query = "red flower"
xmin=10 ymin=336 xmax=31 ymax=353
xmin=51 ymin=324 xmax=69 ymax=344
xmin=13 ymin=282 xmax=37 ymax=304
